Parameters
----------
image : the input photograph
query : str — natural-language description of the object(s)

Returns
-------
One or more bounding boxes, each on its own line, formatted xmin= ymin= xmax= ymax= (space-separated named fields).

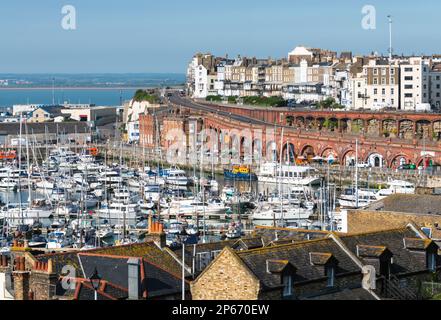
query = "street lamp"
xmin=89 ymin=267 xmax=102 ymax=301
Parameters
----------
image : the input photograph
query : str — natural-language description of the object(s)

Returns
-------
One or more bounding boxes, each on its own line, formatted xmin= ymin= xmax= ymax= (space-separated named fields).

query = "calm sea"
xmin=0 ymin=88 xmax=138 ymax=108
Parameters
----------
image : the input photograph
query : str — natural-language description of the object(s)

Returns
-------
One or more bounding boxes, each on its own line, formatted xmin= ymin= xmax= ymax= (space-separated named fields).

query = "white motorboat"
xmin=160 ymin=199 xmax=229 ymax=217
xmin=338 ymin=188 xmax=378 ymax=209
xmin=258 ymin=162 xmax=322 ymax=186
xmin=375 ymin=180 xmax=416 ymax=200
xmin=0 ymin=178 xmax=18 ymax=190
xmin=163 ymin=167 xmax=189 ymax=186
xmin=252 ymin=203 xmax=313 ymax=221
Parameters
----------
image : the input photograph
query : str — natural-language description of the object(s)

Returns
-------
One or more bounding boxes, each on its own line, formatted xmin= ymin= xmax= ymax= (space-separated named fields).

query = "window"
xmin=282 ymin=275 xmax=293 ymax=297
xmin=374 ymin=88 xmax=378 ymax=95
xmin=382 ymin=88 xmax=386 ymax=95
xmin=427 ymin=252 xmax=436 ymax=272
xmin=211 ymin=250 xmax=221 ymax=259
xmin=373 ymin=78 xmax=378 ymax=85
xmin=404 ymin=67 xmax=413 ymax=72
xmin=405 ymin=93 xmax=413 ymax=98
xmin=404 ymin=85 xmax=413 ymax=89
xmin=404 ymin=76 xmax=413 ymax=81
xmin=381 ymin=78 xmax=386 ymax=85
xmin=373 ymin=68 xmax=378 ymax=75
xmin=196 ymin=252 xmax=211 ymax=271
xmin=326 ymin=266 xmax=335 ymax=287
xmin=391 ymin=88 xmax=395 ymax=95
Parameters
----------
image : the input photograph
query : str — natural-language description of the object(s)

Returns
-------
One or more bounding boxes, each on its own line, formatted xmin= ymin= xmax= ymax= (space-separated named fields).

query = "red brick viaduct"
xmin=169 ymin=101 xmax=441 ymax=168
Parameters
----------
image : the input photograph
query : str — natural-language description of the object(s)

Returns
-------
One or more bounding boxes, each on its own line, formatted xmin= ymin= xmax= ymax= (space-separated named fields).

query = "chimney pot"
xmin=47 ymin=259 xmax=53 ymax=274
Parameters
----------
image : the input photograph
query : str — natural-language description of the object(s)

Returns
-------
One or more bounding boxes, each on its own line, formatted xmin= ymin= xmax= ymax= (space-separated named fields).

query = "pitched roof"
xmin=338 ymin=227 xmax=438 ymax=274
xmin=236 ymin=238 xmax=360 ymax=289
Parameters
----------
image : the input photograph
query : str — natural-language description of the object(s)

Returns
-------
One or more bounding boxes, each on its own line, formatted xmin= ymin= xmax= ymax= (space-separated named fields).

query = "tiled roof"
xmin=237 ymin=238 xmax=360 ymax=289
xmin=252 ymin=226 xmax=330 ymax=246
xmin=339 ymin=227 xmax=439 ymax=274
xmin=309 ymin=252 xmax=334 ymax=265
xmin=356 ymin=245 xmax=389 ymax=258
xmin=305 ymin=286 xmax=377 ymax=300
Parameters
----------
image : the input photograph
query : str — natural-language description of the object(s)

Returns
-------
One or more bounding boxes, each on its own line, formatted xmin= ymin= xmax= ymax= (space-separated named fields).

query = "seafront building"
xmin=186 ymin=46 xmax=441 ymax=111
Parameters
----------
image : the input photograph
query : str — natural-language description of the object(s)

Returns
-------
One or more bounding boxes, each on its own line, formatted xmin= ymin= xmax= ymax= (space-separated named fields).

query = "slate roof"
xmin=366 ymin=194 xmax=441 ymax=215
xmin=305 ymin=286 xmax=377 ymax=300
xmin=0 ymin=122 xmax=90 ymax=135
xmin=236 ymin=238 xmax=360 ymax=290
xmin=77 ymin=254 xmax=186 ymax=299
xmin=252 ymin=226 xmax=331 ymax=246
xmin=338 ymin=228 xmax=440 ymax=275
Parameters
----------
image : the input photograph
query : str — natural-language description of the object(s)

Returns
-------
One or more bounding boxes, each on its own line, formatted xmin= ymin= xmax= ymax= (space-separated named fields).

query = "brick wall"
xmin=191 ymin=248 xmax=260 ymax=300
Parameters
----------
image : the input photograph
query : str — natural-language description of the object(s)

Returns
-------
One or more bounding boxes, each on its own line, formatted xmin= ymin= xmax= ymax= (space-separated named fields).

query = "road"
xmin=169 ymin=94 xmax=270 ymax=126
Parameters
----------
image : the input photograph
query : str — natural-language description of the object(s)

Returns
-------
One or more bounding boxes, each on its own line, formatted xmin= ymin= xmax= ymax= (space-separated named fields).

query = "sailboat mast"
xmin=355 ymin=139 xmax=359 ymax=208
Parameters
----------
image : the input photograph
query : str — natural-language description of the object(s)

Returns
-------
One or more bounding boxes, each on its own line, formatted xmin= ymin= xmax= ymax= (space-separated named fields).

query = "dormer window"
xmin=282 ymin=274 xmax=292 ymax=297
xmin=428 ymin=252 xmax=436 ymax=272
xmin=326 ymin=266 xmax=335 ymax=287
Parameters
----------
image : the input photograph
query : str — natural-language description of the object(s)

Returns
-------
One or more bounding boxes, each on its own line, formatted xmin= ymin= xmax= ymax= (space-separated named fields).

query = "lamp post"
xmin=89 ymin=267 xmax=102 ymax=301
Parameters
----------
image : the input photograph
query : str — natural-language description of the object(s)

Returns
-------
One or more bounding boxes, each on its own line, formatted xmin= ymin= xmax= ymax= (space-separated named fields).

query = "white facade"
xmin=127 ymin=121 xmax=140 ymax=143
xmin=400 ymin=57 xmax=430 ymax=111
xmin=193 ymin=65 xmax=217 ymax=99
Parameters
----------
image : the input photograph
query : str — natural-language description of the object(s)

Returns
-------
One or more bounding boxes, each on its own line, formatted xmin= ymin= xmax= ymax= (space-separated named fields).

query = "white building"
xmin=12 ymin=104 xmax=44 ymax=116
xmin=193 ymin=65 xmax=217 ymax=99
xmin=127 ymin=121 xmax=140 ymax=143
xmin=399 ymin=57 xmax=430 ymax=111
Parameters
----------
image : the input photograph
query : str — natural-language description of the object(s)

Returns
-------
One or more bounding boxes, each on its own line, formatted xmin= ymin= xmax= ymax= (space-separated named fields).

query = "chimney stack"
xmin=127 ymin=258 xmax=141 ymax=300
xmin=12 ymin=257 xmax=30 ymax=300
xmin=30 ymin=259 xmax=57 ymax=300
xmin=146 ymin=217 xmax=166 ymax=248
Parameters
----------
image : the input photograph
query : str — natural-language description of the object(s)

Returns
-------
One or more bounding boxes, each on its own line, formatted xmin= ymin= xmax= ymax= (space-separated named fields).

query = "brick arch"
xmin=341 ymin=149 xmax=356 ymax=166
xmin=320 ymin=147 xmax=339 ymax=162
xmin=365 ymin=151 xmax=387 ymax=168
xmin=389 ymin=153 xmax=410 ymax=168
xmin=299 ymin=144 xmax=316 ymax=159
xmin=281 ymin=142 xmax=296 ymax=163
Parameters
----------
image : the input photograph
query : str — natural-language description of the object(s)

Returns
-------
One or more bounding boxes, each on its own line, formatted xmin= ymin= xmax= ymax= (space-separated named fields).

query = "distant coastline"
xmin=0 ymin=85 xmax=184 ymax=91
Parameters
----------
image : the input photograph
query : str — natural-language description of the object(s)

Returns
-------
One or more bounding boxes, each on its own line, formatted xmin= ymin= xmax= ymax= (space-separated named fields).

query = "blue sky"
xmin=0 ymin=0 xmax=440 ymax=73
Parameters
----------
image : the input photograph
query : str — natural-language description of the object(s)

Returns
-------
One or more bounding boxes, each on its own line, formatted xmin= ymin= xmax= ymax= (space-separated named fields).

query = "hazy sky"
xmin=0 ymin=0 xmax=440 ymax=73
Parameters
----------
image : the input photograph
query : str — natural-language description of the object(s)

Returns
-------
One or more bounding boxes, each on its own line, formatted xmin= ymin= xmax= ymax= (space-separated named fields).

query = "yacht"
xmin=338 ymin=188 xmax=378 ymax=209
xmin=375 ymin=180 xmax=416 ymax=200
xmin=0 ymin=178 xmax=18 ymax=190
xmin=162 ymin=167 xmax=189 ymax=186
xmin=252 ymin=203 xmax=313 ymax=221
xmin=258 ymin=162 xmax=322 ymax=186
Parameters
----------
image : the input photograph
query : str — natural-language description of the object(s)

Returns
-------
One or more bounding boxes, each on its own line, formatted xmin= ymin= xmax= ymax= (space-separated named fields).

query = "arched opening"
xmin=340 ymin=119 xmax=350 ymax=133
xmin=398 ymin=120 xmax=414 ymax=140
xmin=391 ymin=155 xmax=408 ymax=168
xmin=296 ymin=116 xmax=305 ymax=129
xmin=282 ymin=143 xmax=296 ymax=164
xmin=382 ymin=119 xmax=398 ymax=138
xmin=317 ymin=117 xmax=326 ymax=131
xmin=252 ymin=139 xmax=262 ymax=164
xmin=301 ymin=145 xmax=315 ymax=162
xmin=351 ymin=119 xmax=364 ymax=134
xmin=305 ymin=116 xmax=315 ymax=130
xmin=266 ymin=141 xmax=278 ymax=162
xmin=416 ymin=120 xmax=431 ymax=140
xmin=367 ymin=153 xmax=385 ymax=168
xmin=366 ymin=119 xmax=380 ymax=136
xmin=342 ymin=150 xmax=356 ymax=166
xmin=321 ymin=148 xmax=339 ymax=163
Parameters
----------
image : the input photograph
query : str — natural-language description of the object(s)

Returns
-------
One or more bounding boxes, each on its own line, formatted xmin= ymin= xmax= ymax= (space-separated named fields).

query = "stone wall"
xmin=191 ymin=248 xmax=260 ymax=300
